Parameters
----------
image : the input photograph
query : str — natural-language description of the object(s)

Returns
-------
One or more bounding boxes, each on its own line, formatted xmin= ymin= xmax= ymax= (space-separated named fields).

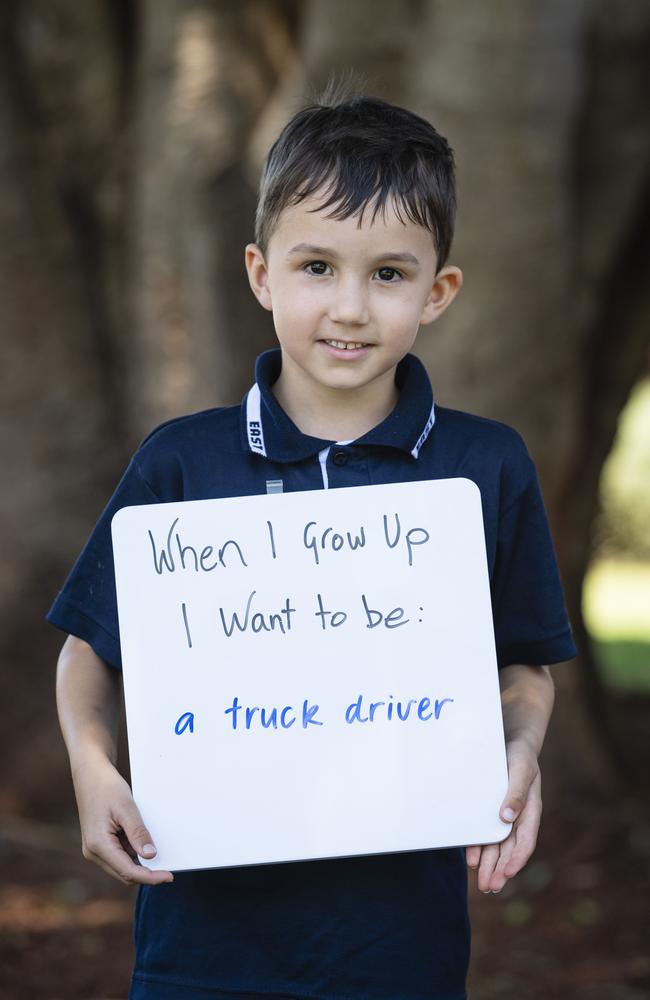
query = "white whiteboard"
xmin=111 ymin=478 xmax=510 ymax=872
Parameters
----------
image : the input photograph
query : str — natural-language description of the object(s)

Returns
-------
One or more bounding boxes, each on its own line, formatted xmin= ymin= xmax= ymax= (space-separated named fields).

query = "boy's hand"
xmin=73 ymin=754 xmax=174 ymax=886
xmin=465 ymin=737 xmax=541 ymax=893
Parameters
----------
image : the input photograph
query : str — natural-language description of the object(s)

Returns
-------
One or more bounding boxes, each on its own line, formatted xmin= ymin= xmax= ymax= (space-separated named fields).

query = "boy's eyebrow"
xmin=286 ymin=243 xmax=420 ymax=266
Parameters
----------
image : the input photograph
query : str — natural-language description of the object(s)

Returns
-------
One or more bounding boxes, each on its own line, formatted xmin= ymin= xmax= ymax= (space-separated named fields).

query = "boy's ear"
xmin=245 ymin=243 xmax=273 ymax=312
xmin=420 ymin=265 xmax=463 ymax=326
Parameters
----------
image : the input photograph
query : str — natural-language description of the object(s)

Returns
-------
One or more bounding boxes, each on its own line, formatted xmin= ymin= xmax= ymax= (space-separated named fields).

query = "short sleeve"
xmin=46 ymin=456 xmax=161 ymax=669
xmin=491 ymin=447 xmax=578 ymax=670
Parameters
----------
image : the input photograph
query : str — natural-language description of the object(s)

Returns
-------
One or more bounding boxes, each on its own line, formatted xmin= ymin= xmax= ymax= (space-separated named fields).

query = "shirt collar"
xmin=240 ymin=348 xmax=435 ymax=463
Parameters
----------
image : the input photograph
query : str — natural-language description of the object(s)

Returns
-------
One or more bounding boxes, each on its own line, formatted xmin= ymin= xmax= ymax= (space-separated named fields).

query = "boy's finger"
xmin=488 ymin=834 xmax=517 ymax=893
xmin=477 ymin=843 xmax=500 ymax=893
xmin=465 ymin=845 xmax=482 ymax=869
xmin=98 ymin=842 xmax=173 ymax=885
xmin=503 ymin=776 xmax=542 ymax=878
xmin=83 ymin=831 xmax=173 ymax=885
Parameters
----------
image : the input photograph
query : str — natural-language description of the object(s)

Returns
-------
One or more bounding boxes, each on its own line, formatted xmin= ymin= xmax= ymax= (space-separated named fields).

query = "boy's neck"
xmin=272 ymin=369 xmax=400 ymax=443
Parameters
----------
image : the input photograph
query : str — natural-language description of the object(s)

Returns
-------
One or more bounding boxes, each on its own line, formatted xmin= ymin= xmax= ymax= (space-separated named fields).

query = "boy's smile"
xmin=245 ymin=194 xmax=462 ymax=440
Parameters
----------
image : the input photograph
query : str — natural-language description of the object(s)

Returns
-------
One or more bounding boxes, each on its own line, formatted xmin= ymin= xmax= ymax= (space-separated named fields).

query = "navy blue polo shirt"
xmin=48 ymin=349 xmax=576 ymax=1000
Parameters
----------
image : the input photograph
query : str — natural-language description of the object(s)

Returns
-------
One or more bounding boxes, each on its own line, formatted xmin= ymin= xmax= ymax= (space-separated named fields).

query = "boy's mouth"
xmin=321 ymin=339 xmax=371 ymax=351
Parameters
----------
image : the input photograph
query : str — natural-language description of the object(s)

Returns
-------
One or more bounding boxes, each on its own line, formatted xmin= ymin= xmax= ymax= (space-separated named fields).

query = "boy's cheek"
xmin=272 ymin=302 xmax=322 ymax=338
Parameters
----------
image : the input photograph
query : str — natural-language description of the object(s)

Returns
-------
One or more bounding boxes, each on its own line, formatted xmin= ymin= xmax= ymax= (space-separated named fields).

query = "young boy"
xmin=49 ymin=91 xmax=577 ymax=999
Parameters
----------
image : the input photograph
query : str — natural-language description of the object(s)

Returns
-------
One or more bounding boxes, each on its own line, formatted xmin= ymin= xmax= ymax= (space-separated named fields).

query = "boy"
xmin=49 ymin=91 xmax=577 ymax=999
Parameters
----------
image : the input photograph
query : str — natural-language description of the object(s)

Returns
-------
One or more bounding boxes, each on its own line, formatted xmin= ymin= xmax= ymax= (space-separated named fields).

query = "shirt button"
xmin=332 ymin=450 xmax=348 ymax=466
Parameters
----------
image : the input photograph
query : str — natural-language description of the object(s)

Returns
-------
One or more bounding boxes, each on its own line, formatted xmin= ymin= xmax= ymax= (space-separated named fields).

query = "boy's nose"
xmin=328 ymin=277 xmax=370 ymax=326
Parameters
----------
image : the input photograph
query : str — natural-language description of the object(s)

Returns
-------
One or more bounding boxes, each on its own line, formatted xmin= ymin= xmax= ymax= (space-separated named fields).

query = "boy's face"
xmin=245 ymin=192 xmax=462 ymax=412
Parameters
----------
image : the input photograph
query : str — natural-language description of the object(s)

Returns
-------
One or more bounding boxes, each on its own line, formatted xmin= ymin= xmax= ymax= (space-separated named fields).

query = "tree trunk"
xmin=0 ymin=0 xmax=126 ymax=815
xmin=125 ymin=0 xmax=297 ymax=438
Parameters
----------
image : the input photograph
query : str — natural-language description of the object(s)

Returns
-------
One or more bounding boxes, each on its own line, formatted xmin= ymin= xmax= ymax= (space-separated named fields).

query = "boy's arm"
xmin=466 ymin=663 xmax=555 ymax=893
xmin=56 ymin=635 xmax=173 ymax=885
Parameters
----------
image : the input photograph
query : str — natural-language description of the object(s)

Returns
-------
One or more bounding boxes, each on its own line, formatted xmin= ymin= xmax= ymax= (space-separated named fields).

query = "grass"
xmin=582 ymin=559 xmax=650 ymax=692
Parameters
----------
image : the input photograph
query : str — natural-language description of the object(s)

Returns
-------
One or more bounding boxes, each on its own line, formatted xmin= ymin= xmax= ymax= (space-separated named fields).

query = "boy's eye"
xmin=302 ymin=261 xmax=403 ymax=281
xmin=304 ymin=260 xmax=331 ymax=276
xmin=375 ymin=266 xmax=402 ymax=282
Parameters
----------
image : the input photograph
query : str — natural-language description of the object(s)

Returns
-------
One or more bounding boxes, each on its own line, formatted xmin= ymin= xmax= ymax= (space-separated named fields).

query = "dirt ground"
xmin=1 ymin=701 xmax=648 ymax=1000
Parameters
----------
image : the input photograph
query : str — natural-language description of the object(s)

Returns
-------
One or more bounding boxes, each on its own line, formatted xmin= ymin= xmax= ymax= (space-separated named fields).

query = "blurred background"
xmin=0 ymin=1 xmax=649 ymax=997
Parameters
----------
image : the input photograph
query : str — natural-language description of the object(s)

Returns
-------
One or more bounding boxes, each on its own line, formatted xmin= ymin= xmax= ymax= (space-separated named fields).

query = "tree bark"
xmin=125 ymin=0 xmax=298 ymax=438
xmin=0 ymin=0 xmax=126 ymax=815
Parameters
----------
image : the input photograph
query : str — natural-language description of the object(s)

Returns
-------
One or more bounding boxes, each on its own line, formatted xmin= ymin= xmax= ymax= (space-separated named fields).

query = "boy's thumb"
xmin=122 ymin=808 xmax=157 ymax=858
xmin=500 ymin=762 xmax=532 ymax=823
xmin=500 ymin=770 xmax=525 ymax=824
xmin=500 ymin=784 xmax=526 ymax=823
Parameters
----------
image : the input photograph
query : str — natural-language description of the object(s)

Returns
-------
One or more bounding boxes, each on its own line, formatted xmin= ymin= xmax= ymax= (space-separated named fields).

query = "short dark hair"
xmin=254 ymin=88 xmax=457 ymax=271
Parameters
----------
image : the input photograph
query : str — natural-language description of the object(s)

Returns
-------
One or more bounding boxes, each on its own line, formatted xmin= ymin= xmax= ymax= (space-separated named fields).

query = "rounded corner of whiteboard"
xmin=454 ymin=477 xmax=481 ymax=499
xmin=111 ymin=505 xmax=135 ymax=536
xmin=493 ymin=820 xmax=512 ymax=844
xmin=137 ymin=854 xmax=170 ymax=873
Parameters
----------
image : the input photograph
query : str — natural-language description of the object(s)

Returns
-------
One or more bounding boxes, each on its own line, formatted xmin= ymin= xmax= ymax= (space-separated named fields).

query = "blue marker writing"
xmin=175 ymin=711 xmax=195 ymax=735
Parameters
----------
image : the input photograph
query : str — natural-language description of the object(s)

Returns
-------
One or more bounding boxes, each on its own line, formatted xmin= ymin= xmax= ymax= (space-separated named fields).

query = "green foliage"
xmin=583 ymin=560 xmax=650 ymax=692
xmin=589 ymin=638 xmax=650 ymax=692
xmin=569 ymin=898 xmax=602 ymax=927
xmin=502 ymin=900 xmax=533 ymax=927
xmin=593 ymin=378 xmax=650 ymax=561
xmin=586 ymin=378 xmax=650 ymax=691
